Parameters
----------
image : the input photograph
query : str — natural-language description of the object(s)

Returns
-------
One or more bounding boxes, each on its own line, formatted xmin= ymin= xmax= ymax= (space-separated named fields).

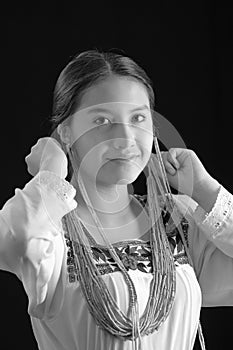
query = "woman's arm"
xmin=174 ymin=186 xmax=233 ymax=307
xmin=0 ymin=170 xmax=77 ymax=318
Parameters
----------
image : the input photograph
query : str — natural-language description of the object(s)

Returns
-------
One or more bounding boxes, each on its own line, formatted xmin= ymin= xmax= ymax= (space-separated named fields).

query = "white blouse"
xmin=0 ymin=170 xmax=233 ymax=350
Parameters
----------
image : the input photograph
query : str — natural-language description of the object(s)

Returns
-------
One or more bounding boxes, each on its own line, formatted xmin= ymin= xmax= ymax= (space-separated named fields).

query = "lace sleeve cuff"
xmin=36 ymin=170 xmax=76 ymax=204
xmin=193 ymin=185 xmax=233 ymax=234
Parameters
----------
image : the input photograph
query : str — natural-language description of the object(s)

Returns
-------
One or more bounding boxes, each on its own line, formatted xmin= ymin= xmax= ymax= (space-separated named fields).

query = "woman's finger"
xmin=168 ymin=149 xmax=180 ymax=169
xmin=164 ymin=160 xmax=177 ymax=175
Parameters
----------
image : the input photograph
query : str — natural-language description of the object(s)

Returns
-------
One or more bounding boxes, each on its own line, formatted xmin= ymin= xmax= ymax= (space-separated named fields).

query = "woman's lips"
xmin=108 ymin=156 xmax=138 ymax=162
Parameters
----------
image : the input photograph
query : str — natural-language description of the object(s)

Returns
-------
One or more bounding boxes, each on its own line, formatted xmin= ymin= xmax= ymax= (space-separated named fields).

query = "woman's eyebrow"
xmin=87 ymin=104 xmax=150 ymax=115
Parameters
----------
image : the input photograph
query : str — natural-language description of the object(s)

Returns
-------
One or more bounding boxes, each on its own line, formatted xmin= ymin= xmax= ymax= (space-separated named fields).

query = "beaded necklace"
xmin=61 ymin=133 xmax=206 ymax=350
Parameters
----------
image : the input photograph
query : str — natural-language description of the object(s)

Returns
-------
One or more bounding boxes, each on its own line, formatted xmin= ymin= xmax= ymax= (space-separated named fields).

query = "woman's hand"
xmin=25 ymin=137 xmax=68 ymax=179
xmin=156 ymin=148 xmax=214 ymax=199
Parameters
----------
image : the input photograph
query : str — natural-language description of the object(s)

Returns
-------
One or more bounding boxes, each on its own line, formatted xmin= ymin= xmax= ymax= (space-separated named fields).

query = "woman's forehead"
xmin=76 ymin=75 xmax=150 ymax=109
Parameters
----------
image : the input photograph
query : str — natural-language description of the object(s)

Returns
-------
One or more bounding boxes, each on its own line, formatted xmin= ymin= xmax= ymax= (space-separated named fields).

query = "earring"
xmin=153 ymin=124 xmax=159 ymax=138
xmin=66 ymin=143 xmax=71 ymax=154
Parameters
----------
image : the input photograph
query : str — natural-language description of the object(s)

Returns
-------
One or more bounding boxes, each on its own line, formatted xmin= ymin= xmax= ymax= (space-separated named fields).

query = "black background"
xmin=1 ymin=2 xmax=233 ymax=349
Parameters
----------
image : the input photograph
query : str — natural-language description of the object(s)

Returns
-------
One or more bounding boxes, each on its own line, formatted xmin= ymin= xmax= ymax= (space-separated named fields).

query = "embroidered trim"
xmin=65 ymin=236 xmax=78 ymax=283
xmin=65 ymin=239 xmax=189 ymax=281
xmin=37 ymin=170 xmax=76 ymax=203
xmin=63 ymin=193 xmax=190 ymax=282
xmin=78 ymin=241 xmax=153 ymax=274
xmin=194 ymin=186 xmax=233 ymax=233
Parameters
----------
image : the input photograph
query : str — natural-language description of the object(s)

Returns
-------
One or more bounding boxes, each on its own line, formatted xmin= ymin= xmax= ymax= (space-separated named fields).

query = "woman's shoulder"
xmin=133 ymin=192 xmax=198 ymax=212
xmin=133 ymin=193 xmax=166 ymax=209
xmin=171 ymin=194 xmax=198 ymax=216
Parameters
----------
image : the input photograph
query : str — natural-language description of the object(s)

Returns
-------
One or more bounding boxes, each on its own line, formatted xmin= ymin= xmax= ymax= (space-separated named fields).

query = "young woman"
xmin=1 ymin=50 xmax=233 ymax=350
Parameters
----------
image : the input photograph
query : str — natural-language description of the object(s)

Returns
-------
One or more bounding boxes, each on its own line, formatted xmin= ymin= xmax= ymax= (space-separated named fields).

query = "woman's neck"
xmin=70 ymin=175 xmax=133 ymax=224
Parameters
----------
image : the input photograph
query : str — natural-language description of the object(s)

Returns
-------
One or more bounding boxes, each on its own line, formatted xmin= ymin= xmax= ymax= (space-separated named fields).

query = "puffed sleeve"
xmin=0 ymin=170 xmax=77 ymax=319
xmin=173 ymin=185 xmax=233 ymax=307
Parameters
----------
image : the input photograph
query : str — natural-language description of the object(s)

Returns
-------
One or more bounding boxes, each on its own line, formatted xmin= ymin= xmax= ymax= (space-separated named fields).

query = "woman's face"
xmin=67 ymin=75 xmax=154 ymax=187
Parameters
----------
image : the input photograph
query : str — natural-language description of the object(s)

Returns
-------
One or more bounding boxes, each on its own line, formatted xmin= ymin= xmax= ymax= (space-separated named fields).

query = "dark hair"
xmin=50 ymin=49 xmax=156 ymax=180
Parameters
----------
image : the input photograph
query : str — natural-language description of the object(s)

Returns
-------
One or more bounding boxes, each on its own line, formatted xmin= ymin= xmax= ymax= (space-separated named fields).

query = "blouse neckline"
xmin=78 ymin=193 xmax=152 ymax=247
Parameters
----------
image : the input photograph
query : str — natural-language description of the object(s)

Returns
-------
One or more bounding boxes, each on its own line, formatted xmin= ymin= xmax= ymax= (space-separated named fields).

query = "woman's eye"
xmin=133 ymin=114 xmax=146 ymax=123
xmin=94 ymin=114 xmax=146 ymax=126
xmin=94 ymin=117 xmax=110 ymax=126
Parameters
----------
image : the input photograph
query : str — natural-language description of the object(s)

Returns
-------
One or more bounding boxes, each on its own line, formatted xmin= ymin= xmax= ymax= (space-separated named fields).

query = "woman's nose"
xmin=111 ymin=123 xmax=136 ymax=149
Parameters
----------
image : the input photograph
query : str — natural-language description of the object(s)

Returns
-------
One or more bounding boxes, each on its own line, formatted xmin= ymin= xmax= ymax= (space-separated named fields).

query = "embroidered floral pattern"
xmin=64 ymin=194 xmax=190 ymax=282
xmin=90 ymin=243 xmax=153 ymax=275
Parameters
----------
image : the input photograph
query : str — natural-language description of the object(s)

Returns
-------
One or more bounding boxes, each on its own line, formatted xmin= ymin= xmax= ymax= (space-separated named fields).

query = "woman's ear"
xmin=57 ymin=124 xmax=71 ymax=145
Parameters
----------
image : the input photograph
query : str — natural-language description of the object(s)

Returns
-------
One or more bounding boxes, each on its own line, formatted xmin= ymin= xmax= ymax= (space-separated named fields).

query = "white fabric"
xmin=1 ymin=171 xmax=233 ymax=350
